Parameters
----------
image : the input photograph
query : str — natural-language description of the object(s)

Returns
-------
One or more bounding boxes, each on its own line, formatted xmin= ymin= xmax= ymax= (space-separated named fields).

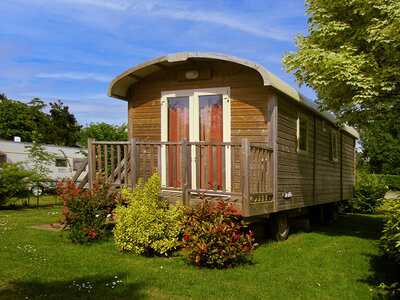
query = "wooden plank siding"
xmin=277 ymin=94 xmax=355 ymax=212
xmin=128 ymin=61 xmax=269 ymax=146
xmin=277 ymin=96 xmax=315 ymax=211
xmin=342 ymin=133 xmax=356 ymax=199
xmin=314 ymin=118 xmax=342 ymax=205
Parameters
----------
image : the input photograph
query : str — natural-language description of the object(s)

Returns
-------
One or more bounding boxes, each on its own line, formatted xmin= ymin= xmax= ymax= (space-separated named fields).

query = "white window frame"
xmin=160 ymin=87 xmax=231 ymax=191
xmin=297 ymin=113 xmax=309 ymax=154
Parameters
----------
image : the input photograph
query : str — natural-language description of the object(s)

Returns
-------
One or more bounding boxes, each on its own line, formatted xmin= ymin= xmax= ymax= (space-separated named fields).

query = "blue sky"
xmin=0 ymin=0 xmax=315 ymax=126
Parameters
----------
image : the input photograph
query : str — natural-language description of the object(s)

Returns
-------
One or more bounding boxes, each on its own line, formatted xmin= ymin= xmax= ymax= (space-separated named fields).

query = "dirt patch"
xmin=28 ymin=224 xmax=64 ymax=231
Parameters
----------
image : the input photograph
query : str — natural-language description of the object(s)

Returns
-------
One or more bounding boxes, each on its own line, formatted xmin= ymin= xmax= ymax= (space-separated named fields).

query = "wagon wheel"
xmin=270 ymin=213 xmax=290 ymax=241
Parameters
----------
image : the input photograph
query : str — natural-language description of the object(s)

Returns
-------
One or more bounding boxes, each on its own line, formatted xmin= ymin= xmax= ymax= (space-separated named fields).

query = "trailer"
xmin=0 ymin=139 xmax=88 ymax=191
xmin=75 ymin=52 xmax=359 ymax=240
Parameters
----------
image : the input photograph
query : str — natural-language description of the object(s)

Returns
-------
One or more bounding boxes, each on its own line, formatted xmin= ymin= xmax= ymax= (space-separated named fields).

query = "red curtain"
xmin=168 ymin=97 xmax=189 ymax=187
xmin=199 ymin=95 xmax=223 ymax=190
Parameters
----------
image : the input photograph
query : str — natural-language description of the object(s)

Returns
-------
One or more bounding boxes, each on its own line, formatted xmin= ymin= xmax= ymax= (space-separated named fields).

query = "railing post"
xmin=181 ymin=138 xmax=189 ymax=206
xmin=131 ymin=138 xmax=137 ymax=188
xmin=87 ymin=138 xmax=95 ymax=189
xmin=241 ymin=138 xmax=250 ymax=216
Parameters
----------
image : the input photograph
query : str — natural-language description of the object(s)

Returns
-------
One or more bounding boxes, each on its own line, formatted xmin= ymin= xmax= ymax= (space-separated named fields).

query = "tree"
xmin=283 ymin=0 xmax=400 ymax=127
xmin=25 ymin=133 xmax=55 ymax=204
xmin=47 ymin=100 xmax=82 ymax=146
xmin=0 ymin=94 xmax=82 ymax=146
xmin=28 ymin=98 xmax=52 ymax=142
xmin=0 ymin=94 xmax=33 ymax=142
xmin=358 ymin=117 xmax=400 ymax=175
xmin=78 ymin=122 xmax=128 ymax=147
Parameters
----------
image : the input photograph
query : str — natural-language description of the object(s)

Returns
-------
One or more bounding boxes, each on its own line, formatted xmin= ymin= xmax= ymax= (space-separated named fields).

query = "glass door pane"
xmin=199 ymin=95 xmax=223 ymax=190
xmin=168 ymin=96 xmax=189 ymax=187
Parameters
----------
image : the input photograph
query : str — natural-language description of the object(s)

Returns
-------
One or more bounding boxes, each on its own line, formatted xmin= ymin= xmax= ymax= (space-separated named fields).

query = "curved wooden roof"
xmin=108 ymin=52 xmax=359 ymax=138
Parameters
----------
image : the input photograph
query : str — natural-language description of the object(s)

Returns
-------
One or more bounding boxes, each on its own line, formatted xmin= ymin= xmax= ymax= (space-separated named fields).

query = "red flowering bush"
xmin=181 ymin=200 xmax=255 ymax=268
xmin=57 ymin=179 xmax=123 ymax=244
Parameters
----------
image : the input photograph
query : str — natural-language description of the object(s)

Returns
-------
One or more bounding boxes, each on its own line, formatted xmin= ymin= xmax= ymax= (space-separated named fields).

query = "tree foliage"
xmin=46 ymin=100 xmax=82 ymax=146
xmin=25 ymin=133 xmax=55 ymax=184
xmin=358 ymin=117 xmax=400 ymax=174
xmin=0 ymin=94 xmax=33 ymax=142
xmin=283 ymin=0 xmax=400 ymax=127
xmin=0 ymin=94 xmax=81 ymax=146
xmin=78 ymin=122 xmax=127 ymax=147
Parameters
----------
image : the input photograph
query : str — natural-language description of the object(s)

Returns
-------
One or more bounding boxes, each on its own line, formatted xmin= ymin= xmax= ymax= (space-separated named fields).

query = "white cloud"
xmin=147 ymin=9 xmax=292 ymax=42
xmin=55 ymin=0 xmax=130 ymax=11
xmin=36 ymin=72 xmax=112 ymax=82
xmin=26 ymin=0 xmax=293 ymax=41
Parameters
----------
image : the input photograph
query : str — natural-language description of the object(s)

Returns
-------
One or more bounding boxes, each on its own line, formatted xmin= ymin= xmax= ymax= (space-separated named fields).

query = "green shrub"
xmin=381 ymin=197 xmax=400 ymax=264
xmin=113 ymin=172 xmax=183 ymax=256
xmin=57 ymin=179 xmax=123 ymax=244
xmin=0 ymin=162 xmax=35 ymax=207
xmin=377 ymin=282 xmax=400 ymax=297
xmin=373 ymin=174 xmax=400 ymax=191
xmin=181 ymin=200 xmax=255 ymax=268
xmin=344 ymin=172 xmax=387 ymax=213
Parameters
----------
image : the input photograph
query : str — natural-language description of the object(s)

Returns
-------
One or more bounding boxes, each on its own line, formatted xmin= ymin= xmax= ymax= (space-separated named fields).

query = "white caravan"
xmin=0 ymin=139 xmax=87 ymax=188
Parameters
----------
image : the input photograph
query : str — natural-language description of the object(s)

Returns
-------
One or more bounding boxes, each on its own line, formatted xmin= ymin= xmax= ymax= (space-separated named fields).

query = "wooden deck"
xmin=72 ymin=138 xmax=274 ymax=217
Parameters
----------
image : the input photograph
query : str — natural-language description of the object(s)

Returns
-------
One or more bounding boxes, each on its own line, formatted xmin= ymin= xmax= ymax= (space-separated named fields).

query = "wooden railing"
xmin=71 ymin=157 xmax=89 ymax=189
xmin=83 ymin=138 xmax=274 ymax=215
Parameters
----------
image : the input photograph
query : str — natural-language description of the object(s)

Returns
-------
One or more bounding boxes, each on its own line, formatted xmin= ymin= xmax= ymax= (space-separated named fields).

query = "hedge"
xmin=372 ymin=175 xmax=400 ymax=191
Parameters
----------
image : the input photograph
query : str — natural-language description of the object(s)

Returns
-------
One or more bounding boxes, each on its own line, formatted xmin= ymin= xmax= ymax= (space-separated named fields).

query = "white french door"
xmin=160 ymin=87 xmax=231 ymax=191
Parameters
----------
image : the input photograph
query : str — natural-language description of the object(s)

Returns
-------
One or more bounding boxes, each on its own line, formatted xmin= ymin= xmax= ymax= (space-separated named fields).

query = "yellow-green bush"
xmin=381 ymin=198 xmax=400 ymax=264
xmin=113 ymin=172 xmax=183 ymax=255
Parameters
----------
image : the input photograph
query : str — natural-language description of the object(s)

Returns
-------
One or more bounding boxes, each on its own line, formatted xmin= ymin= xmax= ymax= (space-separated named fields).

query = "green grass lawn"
xmin=0 ymin=204 xmax=399 ymax=299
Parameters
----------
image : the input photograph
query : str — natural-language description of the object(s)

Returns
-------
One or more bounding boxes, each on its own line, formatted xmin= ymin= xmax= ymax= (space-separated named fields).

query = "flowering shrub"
xmin=113 ymin=172 xmax=183 ymax=255
xmin=181 ymin=200 xmax=255 ymax=268
xmin=57 ymin=179 xmax=123 ymax=244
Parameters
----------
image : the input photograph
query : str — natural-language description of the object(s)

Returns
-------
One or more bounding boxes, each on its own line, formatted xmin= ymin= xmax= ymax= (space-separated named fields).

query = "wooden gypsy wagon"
xmin=73 ymin=52 xmax=359 ymax=240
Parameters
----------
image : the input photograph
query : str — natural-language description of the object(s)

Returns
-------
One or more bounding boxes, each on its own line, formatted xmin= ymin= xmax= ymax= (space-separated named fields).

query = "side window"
xmin=0 ymin=153 xmax=7 ymax=165
xmin=297 ymin=114 xmax=308 ymax=153
xmin=73 ymin=158 xmax=86 ymax=171
xmin=331 ymin=130 xmax=338 ymax=162
xmin=55 ymin=157 xmax=68 ymax=168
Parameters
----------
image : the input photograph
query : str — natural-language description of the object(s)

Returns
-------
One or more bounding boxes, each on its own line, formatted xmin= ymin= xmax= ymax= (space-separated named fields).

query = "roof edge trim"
xmin=108 ymin=52 xmax=359 ymax=139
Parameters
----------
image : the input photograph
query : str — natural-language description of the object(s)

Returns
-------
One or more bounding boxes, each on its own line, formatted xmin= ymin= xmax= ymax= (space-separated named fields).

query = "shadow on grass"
xmin=359 ymin=253 xmax=400 ymax=299
xmin=306 ymin=212 xmax=400 ymax=298
xmin=310 ymin=212 xmax=385 ymax=240
xmin=0 ymin=274 xmax=148 ymax=299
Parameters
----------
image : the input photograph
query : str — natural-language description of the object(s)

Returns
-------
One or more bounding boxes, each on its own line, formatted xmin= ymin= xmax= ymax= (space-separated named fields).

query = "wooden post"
xmin=241 ymin=138 xmax=250 ymax=217
xmin=131 ymin=138 xmax=137 ymax=188
xmin=181 ymin=138 xmax=189 ymax=206
xmin=313 ymin=115 xmax=317 ymax=205
xmin=267 ymin=90 xmax=278 ymax=212
xmin=87 ymin=138 xmax=95 ymax=189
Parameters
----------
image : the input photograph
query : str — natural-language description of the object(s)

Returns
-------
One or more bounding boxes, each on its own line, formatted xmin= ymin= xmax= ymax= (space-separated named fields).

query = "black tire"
xmin=270 ymin=213 xmax=290 ymax=241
